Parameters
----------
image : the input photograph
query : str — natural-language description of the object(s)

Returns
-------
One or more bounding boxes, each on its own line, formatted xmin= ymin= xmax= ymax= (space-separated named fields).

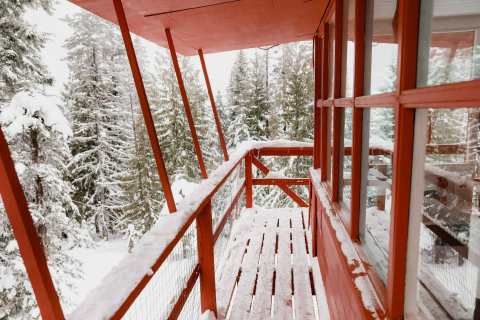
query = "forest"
xmin=0 ymin=1 xmax=313 ymax=318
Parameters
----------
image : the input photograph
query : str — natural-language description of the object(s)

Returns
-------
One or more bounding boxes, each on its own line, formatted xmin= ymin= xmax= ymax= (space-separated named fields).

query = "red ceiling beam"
xmin=0 ymin=129 xmax=64 ymax=320
xmin=198 ymin=48 xmax=229 ymax=162
xmin=113 ymin=0 xmax=177 ymax=213
xmin=165 ymin=28 xmax=208 ymax=179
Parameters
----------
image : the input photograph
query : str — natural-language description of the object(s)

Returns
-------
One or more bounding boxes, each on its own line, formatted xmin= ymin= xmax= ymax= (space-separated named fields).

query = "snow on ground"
xmin=64 ymin=238 xmax=129 ymax=313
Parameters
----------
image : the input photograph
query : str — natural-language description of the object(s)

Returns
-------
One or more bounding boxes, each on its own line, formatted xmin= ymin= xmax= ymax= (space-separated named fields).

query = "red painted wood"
xmin=245 ymin=152 xmax=253 ymax=208
xmin=252 ymin=178 xmax=310 ymax=186
xmin=387 ymin=0 xmax=420 ymax=318
xmin=350 ymin=0 xmax=366 ymax=240
xmin=166 ymin=28 xmax=208 ymax=179
xmin=251 ymin=156 xmax=308 ymax=207
xmin=320 ymin=24 xmax=330 ymax=182
xmin=69 ymin=0 xmax=328 ymax=56
xmin=0 ymin=129 xmax=64 ymax=319
xmin=198 ymin=48 xmax=229 ymax=161
xmin=314 ymin=35 xmax=322 ymax=169
xmin=311 ymin=176 xmax=385 ymax=320
xmin=355 ymin=92 xmax=397 ymax=108
xmin=196 ymin=200 xmax=218 ymax=315
xmin=113 ymin=0 xmax=177 ymax=213
xmin=254 ymin=146 xmax=313 ymax=157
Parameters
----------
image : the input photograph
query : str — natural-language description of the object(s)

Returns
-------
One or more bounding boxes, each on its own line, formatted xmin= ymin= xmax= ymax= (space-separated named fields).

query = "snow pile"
xmin=68 ymin=140 xmax=310 ymax=320
xmin=0 ymin=91 xmax=72 ymax=138
xmin=200 ymin=310 xmax=216 ymax=320
xmin=159 ymin=178 xmax=199 ymax=216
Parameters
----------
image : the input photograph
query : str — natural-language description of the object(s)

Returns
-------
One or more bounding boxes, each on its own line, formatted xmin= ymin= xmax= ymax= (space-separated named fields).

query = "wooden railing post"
xmin=245 ymin=152 xmax=253 ymax=208
xmin=196 ymin=200 xmax=217 ymax=315
xmin=0 ymin=129 xmax=64 ymax=320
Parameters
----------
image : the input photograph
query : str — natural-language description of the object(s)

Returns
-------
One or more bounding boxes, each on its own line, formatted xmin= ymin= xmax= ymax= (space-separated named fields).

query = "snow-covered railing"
xmin=68 ymin=140 xmax=313 ymax=320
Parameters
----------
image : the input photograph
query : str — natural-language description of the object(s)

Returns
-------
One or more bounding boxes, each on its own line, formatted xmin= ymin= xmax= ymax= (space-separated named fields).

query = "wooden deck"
xmin=216 ymin=208 xmax=322 ymax=320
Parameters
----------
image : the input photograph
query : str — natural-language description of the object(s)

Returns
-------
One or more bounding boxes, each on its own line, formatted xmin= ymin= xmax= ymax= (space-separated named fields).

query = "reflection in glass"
xmin=342 ymin=0 xmax=355 ymax=97
xmin=361 ymin=107 xmax=395 ymax=284
xmin=417 ymin=1 xmax=480 ymax=87
xmin=341 ymin=108 xmax=353 ymax=208
xmin=364 ymin=0 xmax=399 ymax=94
xmin=417 ymin=108 xmax=480 ymax=320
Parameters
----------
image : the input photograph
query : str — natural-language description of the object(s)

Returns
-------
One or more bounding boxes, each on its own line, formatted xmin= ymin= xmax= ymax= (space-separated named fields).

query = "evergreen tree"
xmin=246 ymin=52 xmax=269 ymax=140
xmin=0 ymin=0 xmax=54 ymax=102
xmin=63 ymin=13 xmax=132 ymax=238
xmin=226 ymin=50 xmax=251 ymax=148
xmin=0 ymin=92 xmax=84 ymax=319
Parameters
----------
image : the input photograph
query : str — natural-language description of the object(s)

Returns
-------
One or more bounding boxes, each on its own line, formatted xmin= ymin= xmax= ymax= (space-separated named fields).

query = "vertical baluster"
xmin=245 ymin=152 xmax=253 ymax=208
xmin=196 ymin=200 xmax=217 ymax=315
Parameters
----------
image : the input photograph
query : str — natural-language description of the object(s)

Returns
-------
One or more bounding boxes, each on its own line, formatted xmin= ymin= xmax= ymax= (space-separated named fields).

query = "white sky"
xmin=25 ymin=0 xmax=243 ymax=97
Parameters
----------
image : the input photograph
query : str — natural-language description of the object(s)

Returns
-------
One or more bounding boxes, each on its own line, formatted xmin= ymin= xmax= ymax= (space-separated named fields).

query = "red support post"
xmin=320 ymin=24 xmax=330 ymax=182
xmin=350 ymin=0 xmax=366 ymax=240
xmin=112 ymin=0 xmax=177 ymax=213
xmin=387 ymin=0 xmax=420 ymax=318
xmin=198 ymin=48 xmax=229 ymax=162
xmin=313 ymin=35 xmax=322 ymax=169
xmin=165 ymin=29 xmax=208 ymax=179
xmin=196 ymin=200 xmax=217 ymax=315
xmin=0 ymin=129 xmax=64 ymax=320
xmin=245 ymin=152 xmax=253 ymax=208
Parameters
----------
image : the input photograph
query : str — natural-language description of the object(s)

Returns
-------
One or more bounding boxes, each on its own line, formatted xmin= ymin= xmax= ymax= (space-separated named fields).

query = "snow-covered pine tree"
xmin=246 ymin=52 xmax=269 ymax=140
xmin=0 ymin=0 xmax=53 ymax=102
xmin=226 ymin=50 xmax=251 ymax=148
xmin=120 ymin=39 xmax=164 ymax=239
xmin=63 ymin=13 xmax=132 ymax=239
xmin=151 ymin=52 xmax=219 ymax=182
xmin=0 ymin=92 xmax=85 ymax=319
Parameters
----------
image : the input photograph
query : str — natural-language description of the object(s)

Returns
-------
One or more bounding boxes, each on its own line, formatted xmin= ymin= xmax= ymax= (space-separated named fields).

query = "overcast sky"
xmin=25 ymin=0 xmax=245 ymax=97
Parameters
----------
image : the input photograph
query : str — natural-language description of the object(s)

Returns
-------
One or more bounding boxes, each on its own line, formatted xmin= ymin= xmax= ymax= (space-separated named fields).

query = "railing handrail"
xmin=69 ymin=139 xmax=313 ymax=320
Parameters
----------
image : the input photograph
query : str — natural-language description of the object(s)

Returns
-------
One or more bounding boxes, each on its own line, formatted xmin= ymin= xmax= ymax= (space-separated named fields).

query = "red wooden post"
xmin=350 ymin=0 xmax=366 ymax=240
xmin=196 ymin=200 xmax=217 ymax=315
xmin=245 ymin=152 xmax=253 ymax=208
xmin=387 ymin=0 xmax=420 ymax=318
xmin=198 ymin=48 xmax=229 ymax=162
xmin=112 ymin=0 xmax=177 ymax=213
xmin=0 ymin=129 xmax=64 ymax=320
xmin=165 ymin=29 xmax=208 ymax=179
xmin=313 ymin=35 xmax=322 ymax=169
xmin=320 ymin=24 xmax=330 ymax=181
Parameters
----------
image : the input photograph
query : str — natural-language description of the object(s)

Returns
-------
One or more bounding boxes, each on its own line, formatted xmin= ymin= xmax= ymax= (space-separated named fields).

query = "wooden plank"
xmin=229 ymin=219 xmax=264 ymax=320
xmin=249 ymin=216 xmax=277 ymax=319
xmin=216 ymin=219 xmax=252 ymax=319
xmin=274 ymin=215 xmax=294 ymax=320
xmin=292 ymin=229 xmax=315 ymax=319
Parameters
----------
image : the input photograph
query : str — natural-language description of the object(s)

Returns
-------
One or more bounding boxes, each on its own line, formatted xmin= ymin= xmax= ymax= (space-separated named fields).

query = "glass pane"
xmin=341 ymin=108 xmax=353 ymax=208
xmin=342 ymin=0 xmax=355 ymax=97
xmin=364 ymin=0 xmax=399 ymax=94
xmin=326 ymin=107 xmax=333 ymax=184
xmin=417 ymin=1 xmax=480 ymax=87
xmin=361 ymin=107 xmax=395 ymax=284
xmin=328 ymin=14 xmax=336 ymax=99
xmin=417 ymin=107 xmax=480 ymax=319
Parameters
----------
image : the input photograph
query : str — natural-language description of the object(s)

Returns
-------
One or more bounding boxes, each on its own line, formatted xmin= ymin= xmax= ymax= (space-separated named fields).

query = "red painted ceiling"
xmin=69 ymin=0 xmax=327 ymax=55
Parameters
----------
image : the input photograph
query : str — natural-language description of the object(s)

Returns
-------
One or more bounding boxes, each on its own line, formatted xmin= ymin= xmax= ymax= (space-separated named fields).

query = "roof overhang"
xmin=69 ymin=0 xmax=328 ymax=56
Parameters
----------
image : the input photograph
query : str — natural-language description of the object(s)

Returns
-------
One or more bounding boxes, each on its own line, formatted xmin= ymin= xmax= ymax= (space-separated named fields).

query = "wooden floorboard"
xmin=217 ymin=208 xmax=318 ymax=320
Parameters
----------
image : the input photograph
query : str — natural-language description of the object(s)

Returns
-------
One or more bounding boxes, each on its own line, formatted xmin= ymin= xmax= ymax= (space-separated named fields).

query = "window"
xmin=340 ymin=108 xmax=353 ymax=209
xmin=417 ymin=1 xmax=480 ymax=87
xmin=364 ymin=0 xmax=399 ymax=95
xmin=326 ymin=107 xmax=333 ymax=185
xmin=342 ymin=0 xmax=355 ymax=97
xmin=415 ymin=107 xmax=480 ymax=320
xmin=360 ymin=107 xmax=395 ymax=284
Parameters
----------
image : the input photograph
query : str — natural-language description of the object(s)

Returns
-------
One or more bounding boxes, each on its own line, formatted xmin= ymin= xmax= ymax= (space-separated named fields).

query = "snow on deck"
xmin=68 ymin=140 xmax=312 ymax=320
xmin=216 ymin=207 xmax=326 ymax=320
